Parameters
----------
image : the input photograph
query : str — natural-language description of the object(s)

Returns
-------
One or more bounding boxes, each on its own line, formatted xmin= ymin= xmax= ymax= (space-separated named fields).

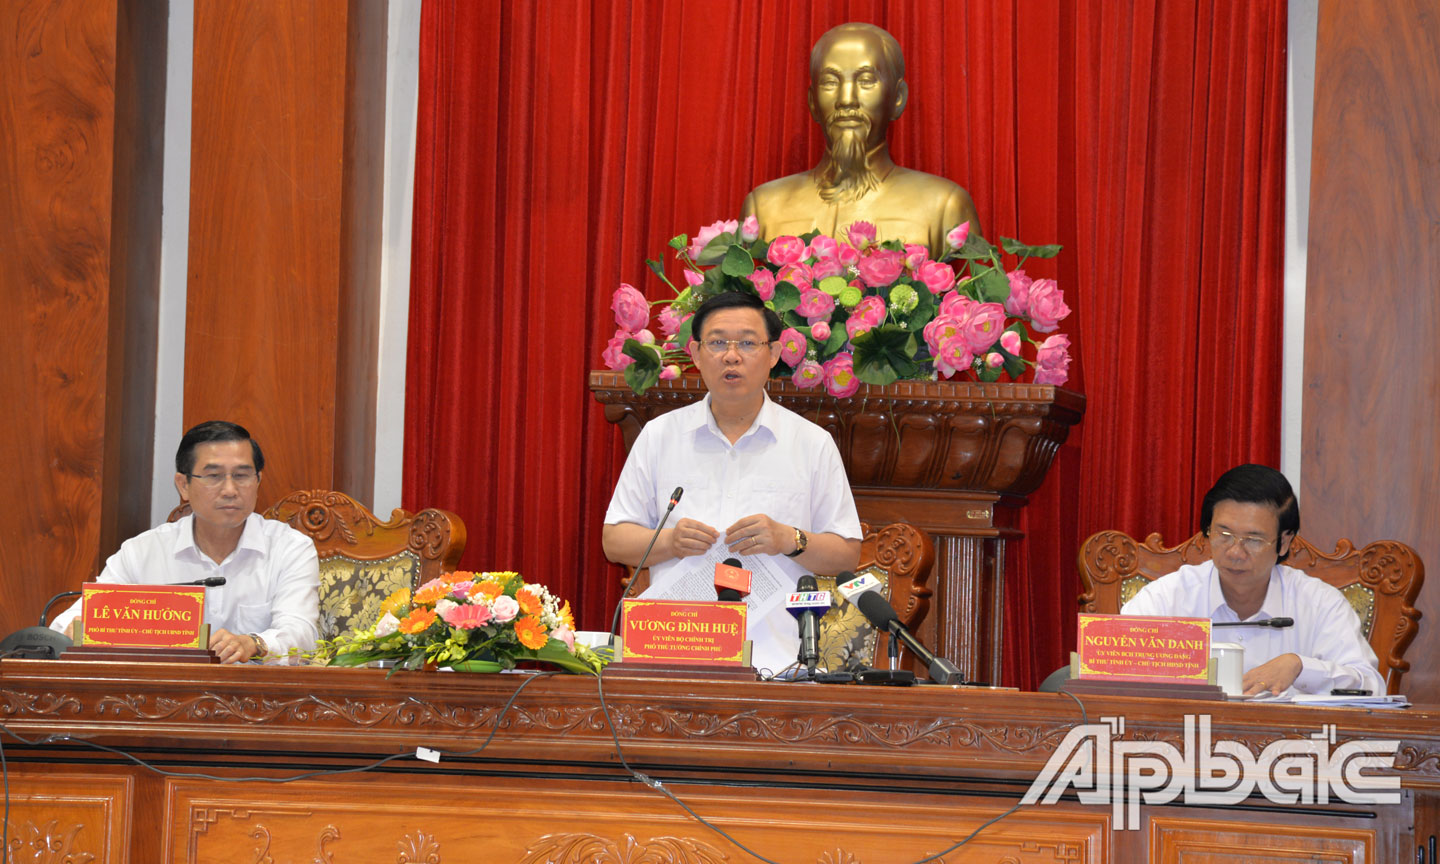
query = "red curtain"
xmin=404 ymin=0 xmax=1287 ymax=687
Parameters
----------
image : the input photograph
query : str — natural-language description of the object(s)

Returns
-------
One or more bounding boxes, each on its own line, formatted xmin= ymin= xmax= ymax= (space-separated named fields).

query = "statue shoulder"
xmin=746 ymin=170 xmax=816 ymax=206
xmin=887 ymin=166 xmax=966 ymax=198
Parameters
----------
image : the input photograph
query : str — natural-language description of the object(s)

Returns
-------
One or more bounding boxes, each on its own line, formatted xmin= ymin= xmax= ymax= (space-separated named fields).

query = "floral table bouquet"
xmin=603 ymin=217 xmax=1072 ymax=396
xmin=317 ymin=570 xmax=605 ymax=675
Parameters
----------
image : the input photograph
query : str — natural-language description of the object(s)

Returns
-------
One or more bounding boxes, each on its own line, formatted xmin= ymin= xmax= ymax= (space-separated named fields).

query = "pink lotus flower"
xmin=810 ymin=320 xmax=831 ymax=342
xmin=441 ymin=602 xmax=492 ymax=630
xmin=660 ymin=364 xmax=680 ymax=380
xmin=856 ymin=249 xmax=904 ymax=288
xmin=490 ymin=595 xmax=520 ymax=624
xmin=1000 ymin=329 xmax=1022 ymax=355
xmin=923 ymin=313 xmax=965 ymax=354
xmin=748 ymin=268 xmax=776 ymax=301
xmin=792 ymin=359 xmax=825 ymax=389
xmin=916 ymin=260 xmax=955 ymax=295
xmin=777 ymin=328 xmax=807 ymax=365
xmin=946 ymin=221 xmax=971 ymax=249
xmin=682 ymin=268 xmax=704 ymax=288
xmin=823 ymin=353 xmax=860 ymax=397
xmin=1005 ymin=269 xmax=1033 ymax=317
xmin=985 ymin=352 xmax=1005 ymax=369
xmin=811 ymin=257 xmax=845 ymax=280
xmin=939 ymin=291 xmax=975 ymax=319
xmin=845 ymin=295 xmax=888 ymax=340
xmin=1026 ymin=279 xmax=1070 ymax=332
xmin=740 ymin=215 xmax=760 ymax=243
xmin=611 ymin=283 xmax=649 ymax=331
xmin=795 ymin=287 xmax=835 ymax=319
xmin=836 ymin=242 xmax=861 ymax=267
xmin=689 ymin=219 xmax=738 ymax=259
xmin=846 ymin=221 xmax=877 ymax=250
xmin=602 ymin=329 xmax=636 ymax=370
xmin=1034 ymin=333 xmax=1072 ymax=385
xmin=767 ymin=235 xmax=807 ymax=267
xmin=963 ymin=302 xmax=1007 ymax=353
xmin=777 ymin=261 xmax=813 ymax=291
xmin=808 ymin=235 xmax=839 ymax=261
xmin=903 ymin=244 xmax=929 ymax=271
xmin=634 ymin=329 xmax=655 ymax=345
xmin=934 ymin=333 xmax=975 ymax=378
xmin=658 ymin=305 xmax=685 ymax=338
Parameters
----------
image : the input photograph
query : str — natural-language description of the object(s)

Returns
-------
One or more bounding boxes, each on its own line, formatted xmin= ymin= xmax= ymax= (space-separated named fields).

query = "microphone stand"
xmin=607 ymin=488 xmax=683 ymax=649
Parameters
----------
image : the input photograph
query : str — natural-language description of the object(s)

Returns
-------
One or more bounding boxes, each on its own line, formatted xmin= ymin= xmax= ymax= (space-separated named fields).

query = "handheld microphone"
xmin=785 ymin=575 xmax=830 ymax=673
xmin=835 ymin=571 xmax=883 ymax=605
xmin=715 ymin=558 xmax=752 ymax=602
xmin=168 ymin=576 xmax=227 ymax=587
xmin=853 ymin=591 xmax=967 ymax=685
xmin=1213 ymin=617 xmax=1294 ymax=629
xmin=608 ymin=487 xmax=684 ymax=642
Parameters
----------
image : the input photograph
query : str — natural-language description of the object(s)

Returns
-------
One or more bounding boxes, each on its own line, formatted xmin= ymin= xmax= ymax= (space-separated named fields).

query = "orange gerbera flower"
xmin=557 ymin=600 xmax=576 ymax=631
xmin=379 ymin=587 xmax=411 ymax=618
xmin=398 ymin=608 xmax=438 ymax=635
xmin=516 ymin=588 xmax=542 ymax=616
xmin=442 ymin=569 xmax=477 ymax=585
xmin=514 ymin=615 xmax=548 ymax=650
xmin=412 ymin=580 xmax=449 ymax=606
xmin=469 ymin=581 xmax=504 ymax=602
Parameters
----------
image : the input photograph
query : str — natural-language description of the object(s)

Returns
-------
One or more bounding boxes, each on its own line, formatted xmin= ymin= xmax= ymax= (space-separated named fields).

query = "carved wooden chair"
xmin=1077 ymin=530 xmax=1424 ymax=693
xmin=172 ymin=491 xmax=467 ymax=642
xmin=264 ymin=491 xmax=467 ymax=642
xmin=618 ymin=520 xmax=935 ymax=672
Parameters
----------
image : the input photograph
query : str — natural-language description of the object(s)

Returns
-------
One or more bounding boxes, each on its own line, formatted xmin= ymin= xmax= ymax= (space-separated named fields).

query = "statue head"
xmin=807 ymin=23 xmax=909 ymax=202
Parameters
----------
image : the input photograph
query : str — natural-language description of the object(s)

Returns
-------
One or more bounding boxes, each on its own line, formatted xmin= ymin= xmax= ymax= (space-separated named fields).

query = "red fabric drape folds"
xmin=405 ymin=0 xmax=1287 ymax=687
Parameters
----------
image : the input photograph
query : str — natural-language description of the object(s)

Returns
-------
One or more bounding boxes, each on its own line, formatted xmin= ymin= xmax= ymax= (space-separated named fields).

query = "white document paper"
xmin=642 ymin=542 xmax=790 ymax=624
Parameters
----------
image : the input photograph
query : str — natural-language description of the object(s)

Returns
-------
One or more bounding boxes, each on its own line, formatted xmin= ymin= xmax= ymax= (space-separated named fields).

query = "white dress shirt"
xmin=50 ymin=513 xmax=320 ymax=660
xmin=1121 ymin=560 xmax=1384 ymax=694
xmin=605 ymin=393 xmax=862 ymax=673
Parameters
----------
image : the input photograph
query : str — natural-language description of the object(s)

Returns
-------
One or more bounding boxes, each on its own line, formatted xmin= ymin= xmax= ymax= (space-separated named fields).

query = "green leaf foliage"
xmin=851 ymin=325 xmax=919 ymax=386
xmin=772 ymin=282 xmax=801 ymax=315
xmin=953 ymin=233 xmax=998 ymax=261
xmin=971 ymin=265 xmax=1012 ymax=305
xmin=621 ymin=339 xmax=662 ymax=394
xmin=1000 ymin=237 xmax=1063 ymax=259
xmin=646 ymin=258 xmax=668 ymax=282
xmin=696 ymin=232 xmax=736 ymax=266
xmin=721 ymin=243 xmax=756 ymax=277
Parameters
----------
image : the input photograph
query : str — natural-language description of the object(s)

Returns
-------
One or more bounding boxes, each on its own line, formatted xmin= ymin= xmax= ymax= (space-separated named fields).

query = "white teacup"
xmin=1211 ymin=641 xmax=1245 ymax=697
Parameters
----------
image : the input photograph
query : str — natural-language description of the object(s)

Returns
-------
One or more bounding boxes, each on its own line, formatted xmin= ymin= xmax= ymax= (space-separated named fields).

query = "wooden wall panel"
xmin=184 ymin=0 xmax=386 ymax=514
xmin=1303 ymin=0 xmax=1440 ymax=702
xmin=0 ymin=1 xmax=119 ymax=633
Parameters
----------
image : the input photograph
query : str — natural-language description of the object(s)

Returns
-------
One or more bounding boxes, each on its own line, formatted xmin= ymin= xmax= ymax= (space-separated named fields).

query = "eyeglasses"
xmin=1208 ymin=528 xmax=1273 ymax=554
xmin=700 ymin=338 xmax=772 ymax=356
xmin=186 ymin=470 xmax=259 ymax=489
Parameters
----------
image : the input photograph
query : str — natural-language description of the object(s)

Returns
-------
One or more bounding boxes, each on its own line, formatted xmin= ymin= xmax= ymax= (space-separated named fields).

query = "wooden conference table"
xmin=1 ymin=659 xmax=1436 ymax=862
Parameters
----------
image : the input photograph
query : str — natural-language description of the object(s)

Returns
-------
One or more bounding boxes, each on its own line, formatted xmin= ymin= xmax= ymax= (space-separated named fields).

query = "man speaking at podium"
xmin=1122 ymin=464 xmax=1382 ymax=696
xmin=50 ymin=421 xmax=319 ymax=664
xmin=603 ymin=293 xmax=862 ymax=672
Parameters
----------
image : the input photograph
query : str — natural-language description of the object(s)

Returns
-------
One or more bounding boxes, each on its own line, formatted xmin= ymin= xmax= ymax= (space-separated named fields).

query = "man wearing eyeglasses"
xmin=1121 ymin=464 xmax=1382 ymax=696
xmin=603 ymin=292 xmax=862 ymax=673
xmin=49 ymin=421 xmax=320 ymax=663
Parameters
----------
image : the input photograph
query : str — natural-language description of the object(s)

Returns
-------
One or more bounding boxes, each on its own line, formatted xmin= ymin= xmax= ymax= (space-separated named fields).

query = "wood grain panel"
xmin=185 ymin=1 xmax=346 ymax=512
xmin=0 ymin=0 xmax=119 ymax=635
xmin=1302 ymin=1 xmax=1440 ymax=703
xmin=2 ymin=772 xmax=133 ymax=863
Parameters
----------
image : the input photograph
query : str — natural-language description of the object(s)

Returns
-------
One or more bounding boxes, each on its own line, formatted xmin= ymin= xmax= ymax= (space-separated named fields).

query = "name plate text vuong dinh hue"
xmin=81 ymin=583 xmax=207 ymax=649
xmin=1076 ymin=613 xmax=1211 ymax=684
xmin=621 ymin=599 xmax=747 ymax=666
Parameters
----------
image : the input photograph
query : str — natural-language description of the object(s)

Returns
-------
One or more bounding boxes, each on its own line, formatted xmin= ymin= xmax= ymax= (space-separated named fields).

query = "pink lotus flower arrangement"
xmin=603 ymin=216 xmax=1072 ymax=395
xmin=317 ymin=570 xmax=604 ymax=675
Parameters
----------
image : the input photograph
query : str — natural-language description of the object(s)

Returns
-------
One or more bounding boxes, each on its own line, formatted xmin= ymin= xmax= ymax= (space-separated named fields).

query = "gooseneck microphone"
xmin=1213 ymin=617 xmax=1294 ymax=629
xmin=785 ymin=574 xmax=830 ymax=674
xmin=853 ymin=591 xmax=968 ymax=685
xmin=39 ymin=590 xmax=84 ymax=627
xmin=608 ymin=486 xmax=684 ymax=643
xmin=168 ymin=576 xmax=228 ymax=587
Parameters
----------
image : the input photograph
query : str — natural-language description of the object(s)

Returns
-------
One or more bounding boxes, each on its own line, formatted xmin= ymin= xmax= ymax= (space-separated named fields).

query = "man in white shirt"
xmin=603 ymin=292 xmax=863 ymax=672
xmin=50 ymin=421 xmax=319 ymax=663
xmin=1122 ymin=464 xmax=1383 ymax=696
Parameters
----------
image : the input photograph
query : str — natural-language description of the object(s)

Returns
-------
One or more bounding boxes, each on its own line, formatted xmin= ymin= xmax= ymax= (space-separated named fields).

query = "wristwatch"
xmin=248 ymin=632 xmax=269 ymax=658
xmin=785 ymin=527 xmax=808 ymax=558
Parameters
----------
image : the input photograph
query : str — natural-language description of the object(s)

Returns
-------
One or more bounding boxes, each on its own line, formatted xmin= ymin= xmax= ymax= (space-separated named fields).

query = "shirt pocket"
xmin=743 ymin=476 xmax=808 ymax=527
xmin=234 ymin=602 xmax=272 ymax=633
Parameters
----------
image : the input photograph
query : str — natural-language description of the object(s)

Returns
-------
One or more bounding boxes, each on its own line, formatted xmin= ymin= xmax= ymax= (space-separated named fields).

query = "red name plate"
xmin=82 ymin=583 xmax=207 ymax=649
xmin=621 ymin=599 xmax=747 ymax=665
xmin=1076 ymin=614 xmax=1211 ymax=684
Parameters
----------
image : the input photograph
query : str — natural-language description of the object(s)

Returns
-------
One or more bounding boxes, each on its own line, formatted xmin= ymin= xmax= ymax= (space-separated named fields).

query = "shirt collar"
xmin=696 ymin=392 xmax=778 ymax=446
xmin=172 ymin=513 xmax=266 ymax=562
xmin=1206 ymin=561 xmax=1281 ymax=621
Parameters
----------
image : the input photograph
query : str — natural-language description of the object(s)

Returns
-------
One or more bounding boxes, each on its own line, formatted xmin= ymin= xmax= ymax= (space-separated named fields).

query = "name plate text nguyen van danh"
xmin=81 ymin=583 xmax=207 ymax=649
xmin=1076 ymin=613 xmax=1211 ymax=684
xmin=621 ymin=599 xmax=747 ymax=666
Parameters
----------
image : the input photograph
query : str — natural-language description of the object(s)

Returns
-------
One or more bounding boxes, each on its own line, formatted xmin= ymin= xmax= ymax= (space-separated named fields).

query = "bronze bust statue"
xmin=741 ymin=22 xmax=983 ymax=254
